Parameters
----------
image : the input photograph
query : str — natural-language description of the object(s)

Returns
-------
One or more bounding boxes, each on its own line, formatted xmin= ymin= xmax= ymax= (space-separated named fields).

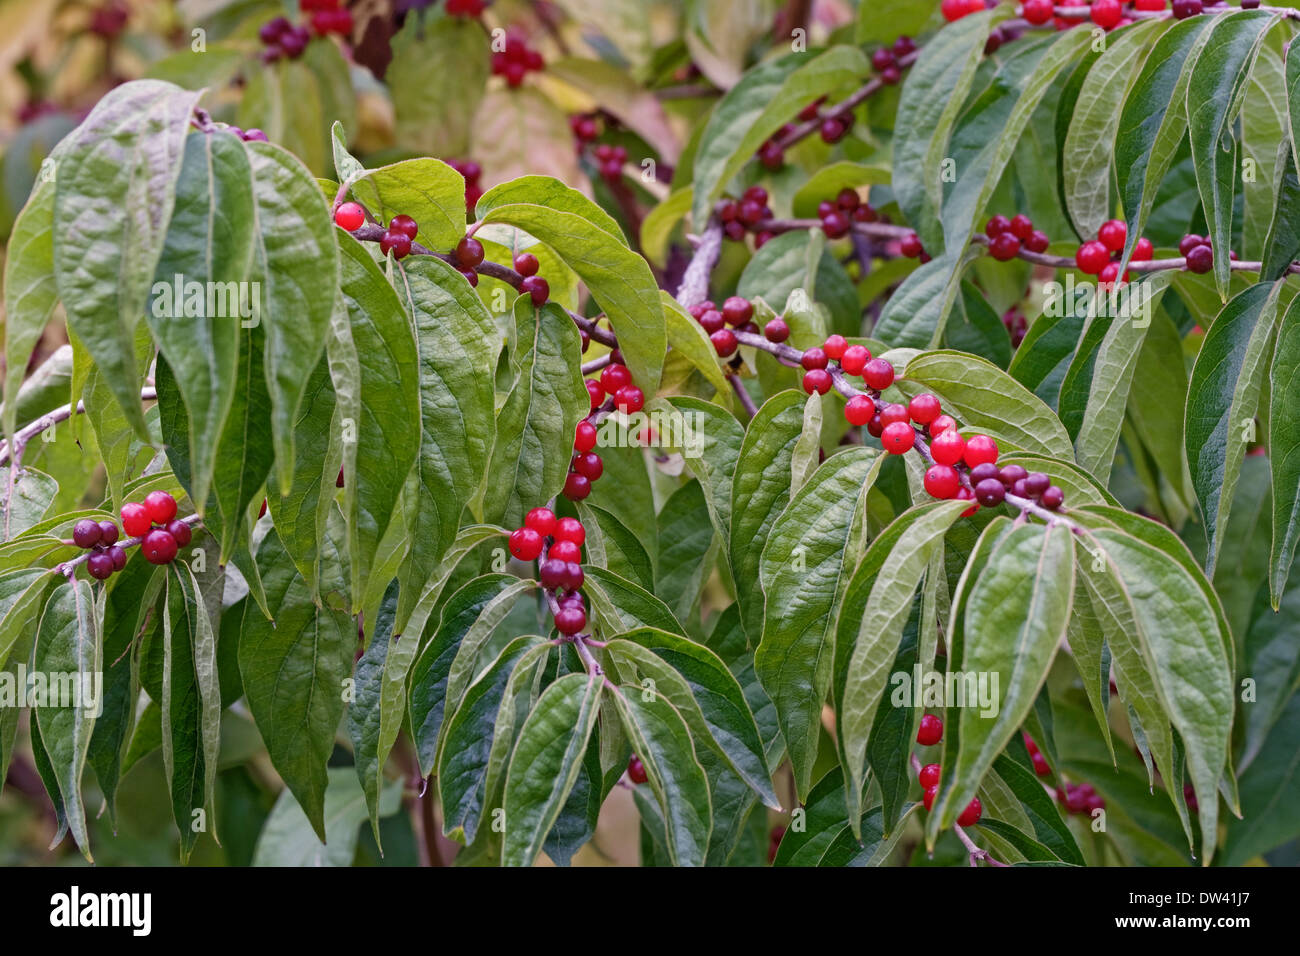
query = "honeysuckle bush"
xmin=1 ymin=0 xmax=1298 ymax=868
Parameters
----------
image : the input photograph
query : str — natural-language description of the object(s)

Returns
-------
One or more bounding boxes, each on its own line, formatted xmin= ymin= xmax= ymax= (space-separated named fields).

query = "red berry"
xmin=1032 ymin=752 xmax=1051 ymax=776
xmin=1091 ymin=0 xmax=1122 ymax=29
xmin=743 ymin=185 xmax=769 ymax=205
xmin=627 ymin=755 xmax=648 ymax=785
xmin=721 ymin=296 xmax=753 ymax=326
xmin=929 ymin=414 xmax=957 ymax=438
xmin=1178 ymin=234 xmax=1204 ymax=257
xmin=802 ymin=370 xmax=832 ymax=395
xmin=881 ymin=421 xmax=915 ymax=454
xmin=863 ymin=358 xmax=895 ymax=391
xmin=908 ymin=393 xmax=942 ymax=425
xmin=1097 ymin=218 xmax=1126 ymax=252
xmin=554 ymin=517 xmax=585 ymax=545
xmin=615 ymin=386 xmax=645 ymax=414
xmin=711 ymin=329 xmax=738 ymax=357
xmin=1075 ymin=241 xmax=1110 ymax=275
xmin=455 ymin=236 xmax=484 ymax=268
xmin=985 ymin=214 xmax=1010 ymax=238
xmin=917 ymin=714 xmax=943 ymax=746
xmin=334 ymin=202 xmax=365 ymax=231
xmin=823 ymin=335 xmax=848 ymax=361
xmin=840 ymin=345 xmax=871 ymax=376
xmin=525 ymin=507 xmax=557 ymax=536
xmin=1098 ymin=262 xmax=1129 ymax=288
xmin=521 ymin=275 xmax=549 ymax=305
xmin=509 ymin=527 xmax=544 ymax=561
xmin=1172 ymin=0 xmax=1201 ymax=14
xmin=1132 ymin=236 xmax=1154 ymax=261
xmin=600 ymin=363 xmax=632 ymax=396
xmin=550 ymin=538 xmax=582 ymax=563
xmin=166 ymin=519 xmax=192 ymax=547
xmin=964 ymin=434 xmax=999 ymax=468
xmin=1023 ymin=0 xmax=1053 ymax=22
xmin=866 ymin=414 xmax=884 ymax=439
xmin=990 ymin=233 xmax=1021 ymax=261
xmin=819 ymin=118 xmax=847 ymax=144
xmin=87 ymin=551 xmax=114 ymax=580
xmin=941 ymin=0 xmax=966 ymax=20
xmin=574 ymin=452 xmax=603 ymax=481
xmin=380 ymin=231 xmax=412 ymax=259
xmin=974 ymin=477 xmax=1006 ymax=507
xmin=1040 ymin=486 xmax=1065 ymax=510
xmin=919 ymin=763 xmax=941 ymax=788
xmin=142 ymin=529 xmax=179 ymax=565
xmin=554 ymin=605 xmax=586 ymax=635
xmin=73 ymin=519 xmax=102 ymax=548
xmin=924 ymin=464 xmax=961 ymax=499
xmin=98 ymin=521 xmax=119 ymax=545
xmin=879 ymin=403 xmax=910 ymax=428
xmin=109 ymin=545 xmax=127 ymax=571
xmin=563 ymin=473 xmax=591 ymax=501
xmin=144 ymin=490 xmax=178 ymax=524
xmin=957 ymin=798 xmax=983 ymax=827
xmin=930 ymin=430 xmax=966 ymax=466
xmin=1185 ymin=244 xmax=1213 ymax=274
xmin=698 ymin=309 xmax=726 ymax=335
xmin=586 ymin=380 xmax=604 ymax=411
xmin=1023 ymin=473 xmax=1051 ymax=497
xmin=514 ymin=252 xmax=539 ymax=276
xmin=923 ymin=785 xmax=938 ymax=810
xmin=1009 ymin=214 xmax=1034 ymax=241
xmin=871 ymin=48 xmax=895 ymax=72
xmin=899 ymin=233 xmax=924 ymax=258
xmin=999 ymin=464 xmax=1028 ymax=488
xmin=801 ymin=347 xmax=828 ymax=371
xmin=764 ymin=318 xmax=790 ymax=343
xmin=1025 ymin=230 xmax=1050 ymax=253
xmin=957 ymin=486 xmax=979 ymax=518
xmin=574 ymin=420 xmax=598 ymax=452
xmin=821 ymin=211 xmax=849 ymax=239
xmin=845 ymin=395 xmax=875 ymax=426
xmin=390 ymin=215 xmax=419 ymax=240
xmin=836 ymin=188 xmax=861 ymax=211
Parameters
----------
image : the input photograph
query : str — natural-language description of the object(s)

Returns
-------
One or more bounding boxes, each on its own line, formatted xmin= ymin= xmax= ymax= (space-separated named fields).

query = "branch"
xmin=676 ymin=217 xmax=725 ymax=309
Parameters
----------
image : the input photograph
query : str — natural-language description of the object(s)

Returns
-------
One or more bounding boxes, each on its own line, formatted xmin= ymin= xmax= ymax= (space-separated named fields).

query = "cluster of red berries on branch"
xmin=688 ymin=295 xmax=759 ymax=359
xmin=1023 ymin=732 xmax=1052 ymax=776
xmin=380 ymin=213 xmax=420 ymax=260
xmin=492 ymin=33 xmax=544 ymax=88
xmin=507 ymin=510 xmax=589 ymax=635
xmin=816 ymin=187 xmax=877 ymax=241
xmin=119 ymin=492 xmax=192 ymax=568
xmin=444 ymin=0 xmax=486 ymax=16
xmin=447 ymin=159 xmax=485 ymax=216
xmin=870 ymin=36 xmax=914 ymax=86
xmin=1059 ymin=781 xmax=1106 ymax=815
xmin=983 ymin=212 xmax=1050 ymax=261
xmin=798 ymin=333 xmax=882 ymax=398
xmin=915 ymin=719 xmax=984 ymax=825
xmin=572 ymin=362 xmax=639 ymax=500
xmin=1074 ymin=218 xmax=1153 ymax=287
xmin=720 ymin=185 xmax=776 ymax=246
xmin=512 ymin=252 xmax=551 ymax=306
xmin=71 ymin=518 xmax=126 ymax=581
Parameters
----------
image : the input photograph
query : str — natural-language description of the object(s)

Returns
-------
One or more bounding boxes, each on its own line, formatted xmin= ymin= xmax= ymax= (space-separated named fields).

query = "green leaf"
xmin=584 ymin=566 xmax=684 ymax=637
xmin=1221 ymin=688 xmax=1300 ymax=865
xmin=0 ymin=568 xmax=52 ymax=672
xmin=246 ymin=141 xmax=340 ymax=495
xmin=607 ymin=626 xmax=777 ymax=809
xmin=388 ymin=15 xmax=489 ymax=159
xmin=1185 ymin=281 xmax=1283 ymax=575
xmin=3 ymin=176 xmax=57 ymax=443
xmin=873 ymin=248 xmax=983 ymax=350
xmin=33 ymin=579 xmax=99 ymax=859
xmin=346 ymin=579 xmax=397 ymax=843
xmin=238 ymin=530 xmax=354 ymax=840
xmin=501 ymin=672 xmax=602 ymax=866
xmin=691 ymin=46 xmax=870 ymax=227
xmin=756 ymin=447 xmax=883 ymax=799
xmin=737 ymin=229 xmax=861 ymax=338
xmin=653 ymin=480 xmax=715 ymax=623
xmin=477 ymin=176 xmax=666 ymax=391
xmin=1270 ymin=299 xmax=1300 ymax=606
xmin=791 ymin=162 xmax=892 ymax=219
xmin=52 ymin=80 xmax=201 ymax=440
xmin=253 ymin=766 xmax=401 ymax=866
xmin=660 ymin=294 xmax=734 ymax=406
xmin=932 ymin=524 xmax=1074 ymax=835
xmin=576 ymin=503 xmax=655 ymax=593
xmin=390 ymin=257 xmax=499 ymax=630
xmin=992 ymin=752 xmax=1084 ymax=866
xmin=1241 ymin=46 xmax=1287 ymax=261
xmin=731 ymin=390 xmax=808 ymax=641
xmin=610 ymin=683 xmax=712 ymax=866
xmin=1115 ymin=15 xmax=1214 ymax=270
xmin=1186 ymin=9 xmax=1276 ymax=296
xmin=346 ymin=158 xmax=469 ymax=257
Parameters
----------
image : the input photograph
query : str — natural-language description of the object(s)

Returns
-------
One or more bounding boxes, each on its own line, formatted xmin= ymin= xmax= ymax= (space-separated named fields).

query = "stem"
xmin=729 ymin=373 xmax=759 ymax=418
xmin=676 ymin=218 xmax=724 ymax=310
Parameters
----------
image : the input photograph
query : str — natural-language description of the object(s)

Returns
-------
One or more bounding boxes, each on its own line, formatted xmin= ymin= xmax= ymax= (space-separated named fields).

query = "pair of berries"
xmin=1075 ymin=219 xmax=1154 ymax=286
xmin=446 ymin=159 xmax=484 ymax=216
xmin=592 ymin=143 xmax=628 ymax=186
xmin=941 ymin=0 xmax=987 ymax=21
xmin=1059 ymin=781 xmax=1105 ymax=814
xmin=511 ymin=253 xmax=551 ymax=304
xmin=120 ymin=492 xmax=192 ymax=567
xmin=72 ymin=519 xmax=126 ymax=581
xmin=379 ymin=214 xmax=419 ymax=260
xmin=258 ymin=16 xmax=313 ymax=61
xmin=1178 ymin=233 xmax=1218 ymax=275
xmin=1022 ymin=732 xmax=1051 ymax=776
xmin=492 ymin=33 xmax=544 ymax=88
xmin=720 ymin=185 xmax=775 ymax=246
xmin=916 ymin=762 xmax=984 ymax=826
xmin=985 ymin=213 xmax=1050 ymax=260
xmin=817 ymin=188 xmax=876 ymax=240
xmin=689 ymin=296 xmax=757 ymax=357
xmin=898 ymin=232 xmax=930 ymax=263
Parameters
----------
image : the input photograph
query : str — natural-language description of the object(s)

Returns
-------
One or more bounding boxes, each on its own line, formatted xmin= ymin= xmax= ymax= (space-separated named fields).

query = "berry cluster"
xmin=444 ymin=0 xmax=486 ymax=16
xmin=1058 ymin=781 xmax=1105 ymax=815
xmin=984 ymin=213 xmax=1050 ymax=261
xmin=1178 ymin=232 xmax=1220 ymax=275
xmin=796 ymin=333 xmax=883 ymax=398
xmin=507 ymin=510 xmax=588 ymax=634
xmin=572 ymin=361 xmax=639 ymax=500
xmin=492 ymin=33 xmax=544 ymax=88
xmin=1022 ymin=732 xmax=1051 ymax=776
xmin=379 ymin=214 xmax=419 ymax=260
xmin=72 ymin=518 xmax=125 ymax=581
xmin=869 ymin=35 xmax=913 ymax=86
xmin=1075 ymin=218 xmax=1153 ymax=287
xmin=591 ymin=143 xmax=628 ymax=186
xmin=258 ymin=16 xmax=313 ymax=62
xmin=915 ymin=720 xmax=984 ymax=826
xmin=120 ymin=492 xmax=192 ymax=567
xmin=513 ymin=252 xmax=550 ymax=306
xmin=447 ymin=159 xmax=484 ymax=216
xmin=817 ymin=187 xmax=876 ymax=240
xmin=688 ymin=295 xmax=758 ymax=358
xmin=300 ymin=0 xmax=353 ymax=37
xmin=719 ymin=185 xmax=775 ymax=246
